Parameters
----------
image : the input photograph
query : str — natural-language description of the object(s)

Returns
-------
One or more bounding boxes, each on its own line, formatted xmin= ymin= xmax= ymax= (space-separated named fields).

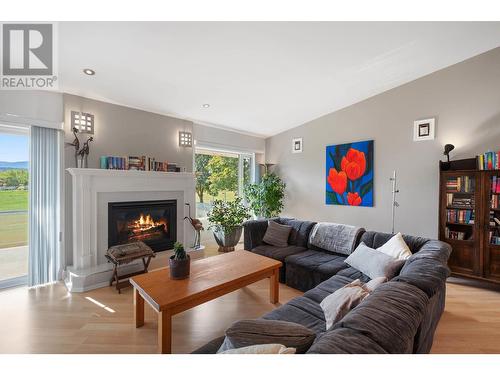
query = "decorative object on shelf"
xmin=77 ymin=136 xmax=93 ymax=168
xmin=389 ymin=170 xmax=400 ymax=234
xmin=292 ymin=137 xmax=303 ymax=153
xmin=477 ymin=149 xmax=500 ymax=170
xmin=65 ymin=126 xmax=81 ymax=167
xmin=71 ymin=111 xmax=94 ymax=134
xmin=179 ymin=131 xmax=193 ymax=147
xmin=169 ymin=242 xmax=190 ymax=279
xmin=326 ymin=140 xmax=374 ymax=207
xmin=184 ymin=203 xmax=204 ymax=250
xmin=245 ymin=172 xmax=286 ymax=218
xmin=413 ymin=118 xmax=435 ymax=141
xmin=440 ymin=143 xmax=455 ymax=171
xmin=208 ymin=197 xmax=250 ymax=252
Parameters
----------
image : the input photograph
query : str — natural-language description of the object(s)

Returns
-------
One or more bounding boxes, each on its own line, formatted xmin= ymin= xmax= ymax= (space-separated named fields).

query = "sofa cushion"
xmin=333 ymin=281 xmax=429 ymax=353
xmin=285 ymin=250 xmax=349 ymax=292
xmin=219 ymin=343 xmax=296 ymax=354
xmin=303 ymin=274 xmax=354 ymax=303
xmin=217 ymin=319 xmax=316 ymax=354
xmin=307 ymin=327 xmax=388 ymax=354
xmin=344 ymin=242 xmax=406 ymax=280
xmin=393 ymin=257 xmax=450 ymax=298
xmin=252 ymin=244 xmax=307 ymax=262
xmin=263 ymin=220 xmax=293 ymax=247
xmin=263 ymin=296 xmax=326 ymax=334
xmin=277 ymin=218 xmax=317 ymax=247
xmin=334 ymin=266 xmax=371 ymax=283
xmin=360 ymin=231 xmax=429 ymax=254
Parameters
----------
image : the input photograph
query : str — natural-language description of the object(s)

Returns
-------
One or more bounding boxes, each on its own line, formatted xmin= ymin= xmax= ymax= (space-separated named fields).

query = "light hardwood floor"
xmin=0 ymin=246 xmax=499 ymax=354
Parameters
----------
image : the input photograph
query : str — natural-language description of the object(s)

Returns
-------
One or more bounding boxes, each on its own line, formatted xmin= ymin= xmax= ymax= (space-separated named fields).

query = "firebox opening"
xmin=108 ymin=199 xmax=177 ymax=252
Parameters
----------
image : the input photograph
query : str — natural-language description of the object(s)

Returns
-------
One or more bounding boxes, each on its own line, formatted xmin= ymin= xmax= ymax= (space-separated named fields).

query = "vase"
xmin=169 ymin=254 xmax=191 ymax=279
xmin=213 ymin=226 xmax=243 ymax=252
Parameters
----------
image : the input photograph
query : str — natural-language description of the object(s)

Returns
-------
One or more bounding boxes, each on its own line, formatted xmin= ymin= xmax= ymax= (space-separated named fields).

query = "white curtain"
xmin=28 ymin=126 xmax=61 ymax=287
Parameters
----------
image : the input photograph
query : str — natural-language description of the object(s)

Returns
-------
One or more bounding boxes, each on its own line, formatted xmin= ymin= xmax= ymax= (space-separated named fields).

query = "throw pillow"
xmin=217 ymin=319 xmax=316 ymax=354
xmin=263 ymin=220 xmax=292 ymax=247
xmin=219 ymin=343 xmax=296 ymax=354
xmin=376 ymin=232 xmax=412 ymax=260
xmin=320 ymin=279 xmax=369 ymax=330
xmin=344 ymin=242 xmax=406 ymax=280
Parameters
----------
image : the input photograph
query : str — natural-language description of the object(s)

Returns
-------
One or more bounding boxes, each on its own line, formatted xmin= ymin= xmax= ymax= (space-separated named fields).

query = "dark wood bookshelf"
xmin=439 ymin=159 xmax=500 ymax=284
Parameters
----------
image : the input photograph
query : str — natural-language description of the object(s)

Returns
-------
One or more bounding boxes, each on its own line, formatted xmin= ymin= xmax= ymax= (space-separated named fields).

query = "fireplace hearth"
xmin=108 ymin=200 xmax=177 ymax=252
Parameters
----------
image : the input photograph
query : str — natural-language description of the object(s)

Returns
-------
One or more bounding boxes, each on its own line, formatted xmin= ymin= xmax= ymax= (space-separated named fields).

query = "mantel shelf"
xmin=66 ymin=168 xmax=195 ymax=179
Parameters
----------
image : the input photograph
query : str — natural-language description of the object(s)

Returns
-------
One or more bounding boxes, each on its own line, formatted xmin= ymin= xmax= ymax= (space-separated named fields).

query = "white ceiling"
xmin=59 ymin=22 xmax=500 ymax=138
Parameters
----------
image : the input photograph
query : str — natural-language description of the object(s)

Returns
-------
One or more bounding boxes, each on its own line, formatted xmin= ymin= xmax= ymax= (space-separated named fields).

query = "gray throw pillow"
xmin=344 ymin=242 xmax=406 ymax=280
xmin=263 ymin=220 xmax=292 ymax=247
xmin=217 ymin=319 xmax=316 ymax=354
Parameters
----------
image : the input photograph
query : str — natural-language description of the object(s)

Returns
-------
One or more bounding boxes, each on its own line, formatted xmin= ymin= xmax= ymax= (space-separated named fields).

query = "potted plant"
xmin=208 ymin=197 xmax=250 ymax=252
xmin=169 ymin=242 xmax=190 ymax=279
xmin=244 ymin=172 xmax=286 ymax=218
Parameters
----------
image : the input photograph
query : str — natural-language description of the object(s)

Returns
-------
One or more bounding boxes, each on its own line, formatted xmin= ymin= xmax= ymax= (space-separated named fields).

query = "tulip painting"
xmin=326 ymin=140 xmax=374 ymax=207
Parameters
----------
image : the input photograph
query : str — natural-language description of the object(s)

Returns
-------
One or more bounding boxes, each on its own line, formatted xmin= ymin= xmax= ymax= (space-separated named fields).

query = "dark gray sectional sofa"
xmin=193 ymin=218 xmax=452 ymax=354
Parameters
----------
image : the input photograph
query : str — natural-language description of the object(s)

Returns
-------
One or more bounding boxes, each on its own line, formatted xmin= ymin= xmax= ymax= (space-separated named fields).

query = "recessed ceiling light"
xmin=83 ymin=68 xmax=95 ymax=76
xmin=202 ymin=104 xmax=210 ymax=108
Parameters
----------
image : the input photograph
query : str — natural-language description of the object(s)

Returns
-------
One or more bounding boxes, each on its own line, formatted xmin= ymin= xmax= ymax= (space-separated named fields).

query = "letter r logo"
xmin=2 ymin=24 xmax=53 ymax=75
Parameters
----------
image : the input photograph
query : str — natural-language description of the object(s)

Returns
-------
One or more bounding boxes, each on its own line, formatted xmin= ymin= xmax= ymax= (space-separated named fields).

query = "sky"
xmin=0 ymin=133 xmax=29 ymax=162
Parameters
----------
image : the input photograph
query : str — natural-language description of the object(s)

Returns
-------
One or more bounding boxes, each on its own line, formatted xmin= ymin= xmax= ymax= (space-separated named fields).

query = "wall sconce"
xmin=71 ymin=111 xmax=94 ymax=134
xmin=179 ymin=131 xmax=193 ymax=147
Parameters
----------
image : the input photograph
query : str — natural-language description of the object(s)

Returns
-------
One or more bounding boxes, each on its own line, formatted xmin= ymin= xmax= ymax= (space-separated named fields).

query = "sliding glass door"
xmin=0 ymin=124 xmax=29 ymax=288
xmin=194 ymin=147 xmax=255 ymax=245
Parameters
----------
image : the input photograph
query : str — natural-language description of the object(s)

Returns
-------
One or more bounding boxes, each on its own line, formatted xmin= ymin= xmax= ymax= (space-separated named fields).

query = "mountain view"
xmin=0 ymin=161 xmax=28 ymax=171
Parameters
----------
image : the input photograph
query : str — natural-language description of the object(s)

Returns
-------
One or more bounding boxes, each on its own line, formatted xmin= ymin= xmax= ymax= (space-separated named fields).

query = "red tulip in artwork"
xmin=341 ymin=148 xmax=366 ymax=181
xmin=327 ymin=168 xmax=347 ymax=195
xmin=347 ymin=192 xmax=362 ymax=206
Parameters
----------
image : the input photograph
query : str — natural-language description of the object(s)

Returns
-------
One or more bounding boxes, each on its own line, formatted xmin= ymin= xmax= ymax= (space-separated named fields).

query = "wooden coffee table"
xmin=130 ymin=250 xmax=282 ymax=354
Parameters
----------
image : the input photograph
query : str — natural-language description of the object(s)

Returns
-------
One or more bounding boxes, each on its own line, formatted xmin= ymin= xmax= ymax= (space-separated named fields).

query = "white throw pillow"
xmin=320 ymin=279 xmax=369 ymax=330
xmin=376 ymin=232 xmax=412 ymax=260
xmin=219 ymin=343 xmax=296 ymax=354
xmin=364 ymin=276 xmax=387 ymax=292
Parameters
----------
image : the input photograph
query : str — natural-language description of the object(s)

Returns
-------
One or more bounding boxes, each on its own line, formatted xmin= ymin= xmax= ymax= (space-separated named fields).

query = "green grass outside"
xmin=0 ymin=212 xmax=28 ymax=249
xmin=0 ymin=190 xmax=28 ymax=211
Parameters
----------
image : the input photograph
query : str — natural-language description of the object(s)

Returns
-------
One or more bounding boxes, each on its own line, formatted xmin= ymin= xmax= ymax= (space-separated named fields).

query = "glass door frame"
xmin=0 ymin=123 xmax=30 ymax=289
xmin=194 ymin=142 xmax=256 ymax=202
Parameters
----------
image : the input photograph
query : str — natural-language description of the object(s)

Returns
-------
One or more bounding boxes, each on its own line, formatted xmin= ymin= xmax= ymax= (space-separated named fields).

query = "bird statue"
xmin=184 ymin=203 xmax=204 ymax=249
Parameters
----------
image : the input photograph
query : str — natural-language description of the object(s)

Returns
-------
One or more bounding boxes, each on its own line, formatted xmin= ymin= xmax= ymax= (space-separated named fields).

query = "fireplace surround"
xmin=108 ymin=199 xmax=177 ymax=252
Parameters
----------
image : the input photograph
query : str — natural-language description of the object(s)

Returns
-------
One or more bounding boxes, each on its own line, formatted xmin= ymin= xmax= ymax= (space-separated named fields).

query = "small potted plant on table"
xmin=169 ymin=242 xmax=190 ymax=279
xmin=208 ymin=197 xmax=250 ymax=252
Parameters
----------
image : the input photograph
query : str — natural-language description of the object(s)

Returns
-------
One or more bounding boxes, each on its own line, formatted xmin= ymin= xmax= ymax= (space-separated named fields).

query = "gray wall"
xmin=265 ymin=47 xmax=500 ymax=239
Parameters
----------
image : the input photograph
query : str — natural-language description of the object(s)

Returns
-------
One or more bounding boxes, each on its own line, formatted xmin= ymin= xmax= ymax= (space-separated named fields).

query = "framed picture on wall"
xmin=325 ymin=140 xmax=374 ymax=207
xmin=413 ymin=118 xmax=435 ymax=141
xmin=292 ymin=137 xmax=303 ymax=153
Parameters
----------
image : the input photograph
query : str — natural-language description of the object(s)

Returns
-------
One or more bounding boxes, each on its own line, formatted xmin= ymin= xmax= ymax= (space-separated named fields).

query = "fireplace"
xmin=108 ymin=200 xmax=177 ymax=252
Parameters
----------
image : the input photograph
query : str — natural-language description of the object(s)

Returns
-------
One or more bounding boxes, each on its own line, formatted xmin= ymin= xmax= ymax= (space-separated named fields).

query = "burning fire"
xmin=134 ymin=214 xmax=160 ymax=231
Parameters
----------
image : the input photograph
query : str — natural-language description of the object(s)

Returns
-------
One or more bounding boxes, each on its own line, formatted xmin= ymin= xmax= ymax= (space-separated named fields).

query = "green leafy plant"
xmin=245 ymin=173 xmax=286 ymax=218
xmin=207 ymin=197 xmax=250 ymax=233
xmin=172 ymin=242 xmax=187 ymax=260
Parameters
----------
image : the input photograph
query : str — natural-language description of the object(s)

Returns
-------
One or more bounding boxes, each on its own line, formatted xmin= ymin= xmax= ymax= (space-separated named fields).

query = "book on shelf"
xmin=99 ymin=155 xmax=180 ymax=172
xmin=444 ymin=227 xmax=467 ymax=240
xmin=446 ymin=209 xmax=474 ymax=224
xmin=445 ymin=176 xmax=474 ymax=192
xmin=492 ymin=176 xmax=500 ymax=194
xmin=477 ymin=150 xmax=500 ymax=170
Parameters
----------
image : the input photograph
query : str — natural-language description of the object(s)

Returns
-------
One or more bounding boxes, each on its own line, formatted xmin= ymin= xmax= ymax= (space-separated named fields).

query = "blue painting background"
xmin=325 ymin=140 xmax=374 ymax=207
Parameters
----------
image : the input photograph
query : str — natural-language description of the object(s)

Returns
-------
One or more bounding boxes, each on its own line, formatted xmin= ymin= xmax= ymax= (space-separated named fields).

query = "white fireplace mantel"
xmin=65 ymin=168 xmax=196 ymax=292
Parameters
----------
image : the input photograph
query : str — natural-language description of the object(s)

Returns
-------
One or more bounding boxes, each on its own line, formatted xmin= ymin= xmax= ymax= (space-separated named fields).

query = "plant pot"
xmin=169 ymin=254 xmax=190 ymax=280
xmin=213 ymin=226 xmax=243 ymax=252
